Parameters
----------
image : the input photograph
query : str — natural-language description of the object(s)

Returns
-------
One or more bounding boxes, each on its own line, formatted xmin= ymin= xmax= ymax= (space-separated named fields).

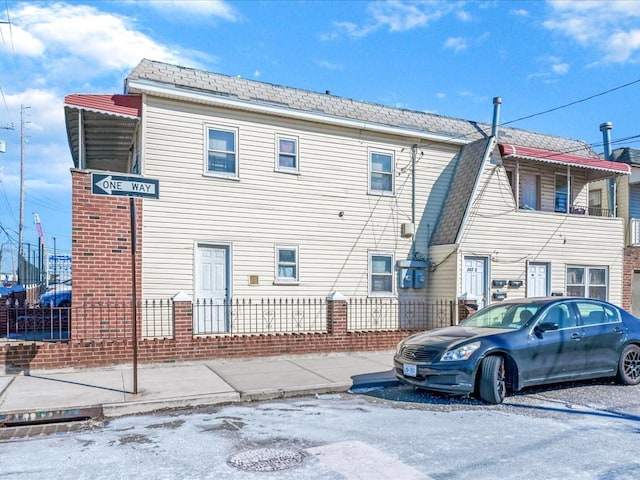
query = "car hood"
xmin=403 ymin=326 xmax=508 ymax=350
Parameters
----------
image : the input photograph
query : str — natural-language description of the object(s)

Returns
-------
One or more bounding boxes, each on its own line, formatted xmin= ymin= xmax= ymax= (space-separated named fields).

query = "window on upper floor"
xmin=275 ymin=245 xmax=299 ymax=284
xmin=369 ymin=251 xmax=394 ymax=296
xmin=589 ymin=189 xmax=603 ymax=216
xmin=567 ymin=266 xmax=608 ymax=301
xmin=206 ymin=126 xmax=238 ymax=178
xmin=369 ymin=151 xmax=394 ymax=195
xmin=555 ymin=174 xmax=569 ymax=213
xmin=276 ymin=136 xmax=299 ymax=173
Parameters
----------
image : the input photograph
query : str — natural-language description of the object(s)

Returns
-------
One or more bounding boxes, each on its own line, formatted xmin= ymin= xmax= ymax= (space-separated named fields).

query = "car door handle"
xmin=614 ymin=327 xmax=624 ymax=335
xmin=571 ymin=332 xmax=583 ymax=341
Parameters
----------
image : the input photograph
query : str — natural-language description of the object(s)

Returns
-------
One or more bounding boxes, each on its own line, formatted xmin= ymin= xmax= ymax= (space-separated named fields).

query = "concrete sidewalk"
xmin=0 ymin=351 xmax=398 ymax=426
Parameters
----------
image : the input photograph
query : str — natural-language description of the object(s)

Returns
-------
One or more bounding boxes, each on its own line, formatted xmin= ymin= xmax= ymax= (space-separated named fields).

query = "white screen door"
xmin=195 ymin=246 xmax=228 ymax=333
xmin=527 ymin=262 xmax=549 ymax=297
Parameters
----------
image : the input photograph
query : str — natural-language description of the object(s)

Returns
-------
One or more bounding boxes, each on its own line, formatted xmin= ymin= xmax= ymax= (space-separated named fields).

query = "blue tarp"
xmin=0 ymin=284 xmax=26 ymax=296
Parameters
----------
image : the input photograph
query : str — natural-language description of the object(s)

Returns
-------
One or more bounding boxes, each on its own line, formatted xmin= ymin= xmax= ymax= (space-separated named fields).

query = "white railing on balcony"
xmin=630 ymin=218 xmax=640 ymax=246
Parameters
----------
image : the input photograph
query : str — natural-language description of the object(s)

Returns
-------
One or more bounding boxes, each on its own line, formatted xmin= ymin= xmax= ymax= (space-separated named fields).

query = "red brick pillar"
xmin=172 ymin=292 xmax=193 ymax=343
xmin=326 ymin=291 xmax=348 ymax=335
xmin=70 ymin=169 xmax=142 ymax=340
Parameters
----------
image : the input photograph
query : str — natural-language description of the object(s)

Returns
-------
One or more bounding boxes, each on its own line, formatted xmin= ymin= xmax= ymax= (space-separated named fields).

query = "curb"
xmin=102 ymin=391 xmax=241 ymax=417
xmin=0 ymin=405 xmax=103 ymax=427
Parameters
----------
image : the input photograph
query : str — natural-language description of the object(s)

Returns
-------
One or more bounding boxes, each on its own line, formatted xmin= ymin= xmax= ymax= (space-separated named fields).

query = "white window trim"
xmin=204 ymin=124 xmax=239 ymax=180
xmin=275 ymin=134 xmax=300 ymax=174
xmin=566 ymin=265 xmax=609 ymax=301
xmin=274 ymin=245 xmax=300 ymax=285
xmin=369 ymin=250 xmax=395 ymax=297
xmin=368 ymin=149 xmax=395 ymax=196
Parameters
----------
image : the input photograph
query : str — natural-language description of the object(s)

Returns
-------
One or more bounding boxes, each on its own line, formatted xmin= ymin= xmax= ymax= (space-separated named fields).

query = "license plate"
xmin=403 ymin=363 xmax=417 ymax=377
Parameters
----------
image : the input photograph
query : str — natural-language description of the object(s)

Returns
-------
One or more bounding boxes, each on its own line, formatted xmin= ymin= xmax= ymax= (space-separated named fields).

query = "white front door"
xmin=195 ymin=246 xmax=229 ymax=333
xmin=463 ymin=257 xmax=487 ymax=309
xmin=527 ymin=262 xmax=549 ymax=297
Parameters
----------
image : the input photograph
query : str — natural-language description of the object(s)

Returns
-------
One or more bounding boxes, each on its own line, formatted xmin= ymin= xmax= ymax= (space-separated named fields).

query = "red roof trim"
xmin=64 ymin=94 xmax=142 ymax=118
xmin=499 ymin=144 xmax=630 ymax=175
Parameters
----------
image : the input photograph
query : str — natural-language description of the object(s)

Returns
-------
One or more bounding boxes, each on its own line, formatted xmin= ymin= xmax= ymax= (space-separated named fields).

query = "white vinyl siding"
xmin=446 ymin=145 xmax=624 ymax=306
xmin=139 ymin=96 xmax=458 ymax=299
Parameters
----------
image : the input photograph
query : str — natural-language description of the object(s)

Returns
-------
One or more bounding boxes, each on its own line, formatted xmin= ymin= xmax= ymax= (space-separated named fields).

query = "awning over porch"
xmin=499 ymin=144 xmax=630 ymax=180
xmin=64 ymin=94 xmax=142 ymax=172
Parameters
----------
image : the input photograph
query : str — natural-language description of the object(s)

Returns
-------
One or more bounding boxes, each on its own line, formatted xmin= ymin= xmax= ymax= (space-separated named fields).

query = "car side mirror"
xmin=534 ymin=322 xmax=559 ymax=337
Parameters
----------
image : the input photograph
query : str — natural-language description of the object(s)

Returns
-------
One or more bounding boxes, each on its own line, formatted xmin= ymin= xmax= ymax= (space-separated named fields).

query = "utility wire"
xmin=501 ymin=78 xmax=640 ymax=127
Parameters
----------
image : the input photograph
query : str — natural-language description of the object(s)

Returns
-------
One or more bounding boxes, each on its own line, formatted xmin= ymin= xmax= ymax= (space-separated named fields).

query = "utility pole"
xmin=18 ymin=105 xmax=29 ymax=283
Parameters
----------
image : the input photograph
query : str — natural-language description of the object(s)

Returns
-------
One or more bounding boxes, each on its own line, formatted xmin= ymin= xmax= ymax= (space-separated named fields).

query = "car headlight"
xmin=440 ymin=341 xmax=481 ymax=362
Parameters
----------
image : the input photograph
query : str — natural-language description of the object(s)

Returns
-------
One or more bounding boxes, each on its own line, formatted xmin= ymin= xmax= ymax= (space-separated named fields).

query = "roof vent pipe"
xmin=491 ymin=97 xmax=502 ymax=138
xmin=600 ymin=122 xmax=613 ymax=160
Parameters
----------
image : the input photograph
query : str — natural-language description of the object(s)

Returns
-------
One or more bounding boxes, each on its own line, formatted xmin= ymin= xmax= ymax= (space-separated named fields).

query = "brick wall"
xmin=0 ymin=299 xmax=410 ymax=372
xmin=0 ymin=171 xmax=415 ymax=372
xmin=622 ymin=246 xmax=640 ymax=311
xmin=71 ymin=170 xmax=142 ymax=339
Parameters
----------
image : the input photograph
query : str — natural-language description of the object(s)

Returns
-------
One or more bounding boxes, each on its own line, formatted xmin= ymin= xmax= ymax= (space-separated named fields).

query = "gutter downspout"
xmin=600 ymin=122 xmax=615 ymax=217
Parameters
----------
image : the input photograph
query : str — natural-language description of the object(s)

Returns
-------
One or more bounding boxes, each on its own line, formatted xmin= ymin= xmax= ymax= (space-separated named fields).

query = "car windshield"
xmin=461 ymin=303 xmax=543 ymax=329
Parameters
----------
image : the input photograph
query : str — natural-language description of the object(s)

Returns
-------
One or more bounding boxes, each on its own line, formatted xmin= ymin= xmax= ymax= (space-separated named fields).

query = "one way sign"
xmin=91 ymin=173 xmax=160 ymax=199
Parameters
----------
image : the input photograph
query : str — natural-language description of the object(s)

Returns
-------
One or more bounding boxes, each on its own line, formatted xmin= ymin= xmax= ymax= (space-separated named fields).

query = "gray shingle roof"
xmin=612 ymin=147 xmax=640 ymax=165
xmin=430 ymin=138 xmax=492 ymax=246
xmin=126 ymin=59 xmax=599 ymax=158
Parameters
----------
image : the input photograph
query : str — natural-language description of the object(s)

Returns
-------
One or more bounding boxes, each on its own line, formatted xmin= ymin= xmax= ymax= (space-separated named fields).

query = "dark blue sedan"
xmin=394 ymin=297 xmax=640 ymax=404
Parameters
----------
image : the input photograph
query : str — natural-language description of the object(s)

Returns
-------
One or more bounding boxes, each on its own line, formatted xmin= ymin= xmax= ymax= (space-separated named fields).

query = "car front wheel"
xmin=478 ymin=355 xmax=506 ymax=404
xmin=617 ymin=344 xmax=640 ymax=385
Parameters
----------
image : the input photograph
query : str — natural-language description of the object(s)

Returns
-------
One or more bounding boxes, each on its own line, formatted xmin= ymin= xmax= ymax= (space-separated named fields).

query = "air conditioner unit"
xmin=401 ymin=223 xmax=414 ymax=238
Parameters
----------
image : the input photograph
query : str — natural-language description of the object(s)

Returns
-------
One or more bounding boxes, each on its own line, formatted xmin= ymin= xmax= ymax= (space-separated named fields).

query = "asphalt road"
xmin=1 ymin=380 xmax=639 ymax=480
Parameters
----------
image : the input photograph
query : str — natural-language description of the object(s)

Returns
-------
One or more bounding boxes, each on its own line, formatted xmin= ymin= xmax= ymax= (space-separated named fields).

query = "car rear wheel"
xmin=478 ymin=355 xmax=506 ymax=404
xmin=617 ymin=344 xmax=640 ymax=385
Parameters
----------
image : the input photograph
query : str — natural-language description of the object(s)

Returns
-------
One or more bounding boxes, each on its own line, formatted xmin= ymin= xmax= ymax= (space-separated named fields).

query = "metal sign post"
xmin=130 ymin=197 xmax=138 ymax=394
xmin=91 ymin=172 xmax=159 ymax=395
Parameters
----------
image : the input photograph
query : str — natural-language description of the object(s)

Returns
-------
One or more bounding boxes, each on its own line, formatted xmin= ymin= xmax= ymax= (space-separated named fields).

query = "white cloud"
xmin=552 ymin=63 xmax=569 ymax=75
xmin=0 ymin=2 xmax=222 ymax=83
xmin=544 ymin=0 xmax=640 ymax=64
xmin=143 ymin=0 xmax=239 ymax=21
xmin=323 ymin=0 xmax=464 ymax=38
xmin=0 ymin=23 xmax=45 ymax=56
xmin=510 ymin=9 xmax=529 ymax=17
xmin=606 ymin=29 xmax=640 ymax=62
xmin=444 ymin=37 xmax=467 ymax=52
xmin=316 ymin=60 xmax=343 ymax=71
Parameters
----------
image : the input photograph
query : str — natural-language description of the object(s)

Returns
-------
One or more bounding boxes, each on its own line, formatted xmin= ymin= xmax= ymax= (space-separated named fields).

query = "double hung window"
xmin=207 ymin=126 xmax=238 ymax=177
xmin=276 ymin=136 xmax=299 ymax=172
xmin=275 ymin=246 xmax=299 ymax=283
xmin=369 ymin=252 xmax=394 ymax=296
xmin=370 ymin=151 xmax=394 ymax=195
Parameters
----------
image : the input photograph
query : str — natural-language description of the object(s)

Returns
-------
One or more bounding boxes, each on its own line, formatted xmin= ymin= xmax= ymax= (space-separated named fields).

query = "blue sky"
xmin=1 ymin=0 xmax=639 ymax=277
